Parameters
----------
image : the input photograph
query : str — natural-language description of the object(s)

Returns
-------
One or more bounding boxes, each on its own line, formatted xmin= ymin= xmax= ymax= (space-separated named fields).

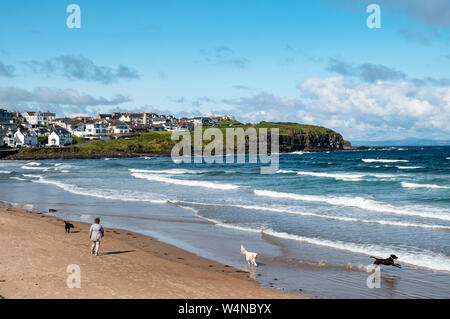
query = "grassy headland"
xmin=6 ymin=121 xmax=346 ymax=160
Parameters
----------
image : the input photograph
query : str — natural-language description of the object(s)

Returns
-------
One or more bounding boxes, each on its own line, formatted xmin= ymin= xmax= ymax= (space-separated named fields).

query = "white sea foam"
xmin=129 ymin=168 xmax=206 ymax=175
xmin=0 ymin=200 xmax=34 ymax=211
xmin=362 ymin=159 xmax=408 ymax=163
xmin=22 ymin=174 xmax=41 ymax=178
xmin=176 ymin=200 xmax=450 ymax=230
xmin=402 ymin=182 xmax=450 ymax=189
xmin=20 ymin=165 xmax=49 ymax=171
xmin=199 ymin=216 xmax=450 ymax=272
xmin=26 ymin=162 xmax=41 ymax=166
xmin=33 ymin=176 xmax=167 ymax=204
xmin=277 ymin=170 xmax=397 ymax=181
xmin=131 ymin=172 xmax=240 ymax=190
xmin=260 ymin=229 xmax=450 ymax=272
xmin=297 ymin=171 xmax=364 ymax=181
xmin=396 ymin=166 xmax=423 ymax=169
xmin=253 ymin=189 xmax=450 ymax=221
xmin=0 ymin=170 xmax=12 ymax=174
xmin=276 ymin=169 xmax=296 ymax=174
xmin=10 ymin=176 xmax=28 ymax=181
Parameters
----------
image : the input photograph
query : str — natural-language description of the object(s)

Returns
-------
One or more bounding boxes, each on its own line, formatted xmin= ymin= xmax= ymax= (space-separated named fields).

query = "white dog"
xmin=240 ymin=245 xmax=258 ymax=266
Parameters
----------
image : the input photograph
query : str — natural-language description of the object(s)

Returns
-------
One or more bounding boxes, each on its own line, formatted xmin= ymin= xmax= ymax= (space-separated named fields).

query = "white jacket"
xmin=89 ymin=223 xmax=104 ymax=242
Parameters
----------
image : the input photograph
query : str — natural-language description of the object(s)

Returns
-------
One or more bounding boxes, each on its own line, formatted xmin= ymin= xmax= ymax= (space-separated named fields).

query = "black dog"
xmin=64 ymin=221 xmax=75 ymax=233
xmin=370 ymin=254 xmax=401 ymax=268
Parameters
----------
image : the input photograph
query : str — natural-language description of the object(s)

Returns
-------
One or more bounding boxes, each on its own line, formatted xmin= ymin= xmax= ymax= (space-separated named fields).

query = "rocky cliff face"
xmin=278 ymin=132 xmax=345 ymax=152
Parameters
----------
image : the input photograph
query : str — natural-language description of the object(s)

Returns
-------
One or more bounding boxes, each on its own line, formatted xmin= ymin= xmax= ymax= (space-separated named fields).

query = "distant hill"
xmin=351 ymin=138 xmax=450 ymax=147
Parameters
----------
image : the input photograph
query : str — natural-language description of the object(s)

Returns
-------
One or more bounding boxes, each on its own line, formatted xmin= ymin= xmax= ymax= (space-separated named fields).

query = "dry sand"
xmin=0 ymin=206 xmax=302 ymax=299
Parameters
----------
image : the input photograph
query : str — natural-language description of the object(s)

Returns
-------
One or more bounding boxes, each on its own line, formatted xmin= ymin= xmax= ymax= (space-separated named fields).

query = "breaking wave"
xmin=362 ymin=159 xmax=409 ymax=163
xmin=130 ymin=172 xmax=240 ymax=190
xmin=253 ymin=190 xmax=450 ymax=221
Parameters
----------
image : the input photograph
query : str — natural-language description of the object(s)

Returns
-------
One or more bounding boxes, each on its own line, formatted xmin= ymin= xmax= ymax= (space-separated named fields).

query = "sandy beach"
xmin=0 ymin=205 xmax=301 ymax=299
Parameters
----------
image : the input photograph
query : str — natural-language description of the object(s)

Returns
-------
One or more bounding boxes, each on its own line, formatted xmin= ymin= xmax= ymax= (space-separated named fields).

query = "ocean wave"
xmin=396 ymin=166 xmax=423 ymax=169
xmin=197 ymin=215 xmax=450 ymax=272
xmin=131 ymin=172 xmax=240 ymax=190
xmin=362 ymin=159 xmax=409 ymax=163
xmin=261 ymin=229 xmax=450 ymax=273
xmin=287 ymin=151 xmax=306 ymax=155
xmin=22 ymin=174 xmax=41 ymax=178
xmin=276 ymin=169 xmax=296 ymax=174
xmin=0 ymin=200 xmax=34 ymax=211
xmin=296 ymin=171 xmax=375 ymax=181
xmin=129 ymin=168 xmax=207 ymax=175
xmin=402 ymin=182 xmax=450 ymax=189
xmin=33 ymin=176 xmax=167 ymax=204
xmin=253 ymin=189 xmax=450 ymax=221
xmin=176 ymin=201 xmax=450 ymax=230
xmin=20 ymin=165 xmax=49 ymax=171
xmin=276 ymin=170 xmax=398 ymax=181
xmin=0 ymin=170 xmax=12 ymax=174
xmin=54 ymin=164 xmax=79 ymax=171
xmin=9 ymin=176 xmax=28 ymax=181
xmin=26 ymin=162 xmax=41 ymax=166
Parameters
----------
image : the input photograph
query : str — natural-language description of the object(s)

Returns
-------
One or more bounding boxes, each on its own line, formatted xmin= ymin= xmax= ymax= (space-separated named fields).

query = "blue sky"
xmin=0 ymin=0 xmax=449 ymax=141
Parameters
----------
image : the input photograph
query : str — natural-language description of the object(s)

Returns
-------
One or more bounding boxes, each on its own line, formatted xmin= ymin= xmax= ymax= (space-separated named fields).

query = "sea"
xmin=1 ymin=146 xmax=449 ymax=298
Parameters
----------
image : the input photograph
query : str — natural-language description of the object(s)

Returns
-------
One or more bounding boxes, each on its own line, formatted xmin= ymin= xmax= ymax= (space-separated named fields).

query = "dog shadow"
xmin=103 ymin=250 xmax=135 ymax=256
xmin=69 ymin=231 xmax=80 ymax=234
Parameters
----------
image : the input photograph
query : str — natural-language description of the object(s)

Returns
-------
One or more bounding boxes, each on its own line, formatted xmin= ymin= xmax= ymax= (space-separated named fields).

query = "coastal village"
xmin=0 ymin=108 xmax=234 ymax=148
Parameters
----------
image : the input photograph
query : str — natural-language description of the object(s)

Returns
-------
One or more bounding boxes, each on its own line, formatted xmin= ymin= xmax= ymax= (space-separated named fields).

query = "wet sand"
xmin=0 ymin=205 xmax=302 ymax=299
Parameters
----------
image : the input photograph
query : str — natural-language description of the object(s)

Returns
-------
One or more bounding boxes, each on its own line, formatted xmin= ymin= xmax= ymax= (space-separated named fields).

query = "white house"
xmin=13 ymin=128 xmax=38 ymax=147
xmin=47 ymin=128 xmax=72 ymax=147
xmin=75 ymin=121 xmax=108 ymax=137
xmin=151 ymin=116 xmax=167 ymax=125
xmin=193 ymin=117 xmax=213 ymax=126
xmin=3 ymin=130 xmax=14 ymax=147
xmin=23 ymin=111 xmax=56 ymax=126
xmin=107 ymin=121 xmax=130 ymax=134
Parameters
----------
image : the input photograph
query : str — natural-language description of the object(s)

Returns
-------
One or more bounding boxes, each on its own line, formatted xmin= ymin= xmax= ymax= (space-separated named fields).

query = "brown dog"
xmin=370 ymin=254 xmax=401 ymax=268
xmin=64 ymin=221 xmax=75 ymax=233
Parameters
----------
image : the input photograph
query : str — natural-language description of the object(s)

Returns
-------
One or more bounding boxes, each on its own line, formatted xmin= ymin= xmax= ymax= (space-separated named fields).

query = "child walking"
xmin=89 ymin=217 xmax=104 ymax=256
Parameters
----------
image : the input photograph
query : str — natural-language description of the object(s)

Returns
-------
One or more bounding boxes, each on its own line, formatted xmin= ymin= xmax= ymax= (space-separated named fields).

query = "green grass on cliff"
xmin=18 ymin=122 xmax=342 ymax=155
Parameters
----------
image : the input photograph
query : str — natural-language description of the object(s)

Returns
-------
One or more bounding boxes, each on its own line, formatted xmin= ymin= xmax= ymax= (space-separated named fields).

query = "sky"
xmin=0 ymin=0 xmax=449 ymax=142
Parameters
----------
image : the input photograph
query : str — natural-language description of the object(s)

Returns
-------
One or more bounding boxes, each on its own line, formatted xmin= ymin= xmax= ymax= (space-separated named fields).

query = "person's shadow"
xmin=102 ymin=250 xmax=135 ymax=256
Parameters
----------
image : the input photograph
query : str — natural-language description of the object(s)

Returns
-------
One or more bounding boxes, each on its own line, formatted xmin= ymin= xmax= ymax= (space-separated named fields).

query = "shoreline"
xmin=0 ymin=204 xmax=302 ymax=299
xmin=0 ymin=147 xmax=373 ymax=161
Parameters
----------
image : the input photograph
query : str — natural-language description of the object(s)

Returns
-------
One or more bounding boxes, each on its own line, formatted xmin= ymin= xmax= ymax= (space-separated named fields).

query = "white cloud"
xmin=222 ymin=77 xmax=450 ymax=140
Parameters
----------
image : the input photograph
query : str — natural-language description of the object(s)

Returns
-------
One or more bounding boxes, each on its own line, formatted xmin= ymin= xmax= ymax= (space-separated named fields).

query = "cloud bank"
xmin=223 ymin=77 xmax=450 ymax=140
xmin=0 ymin=86 xmax=131 ymax=115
